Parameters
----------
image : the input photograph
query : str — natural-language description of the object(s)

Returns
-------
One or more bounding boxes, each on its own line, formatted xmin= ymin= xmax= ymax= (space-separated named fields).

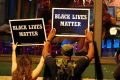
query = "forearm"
xmin=12 ymin=49 xmax=17 ymax=64
xmin=42 ymin=41 xmax=51 ymax=58
xmin=32 ymin=56 xmax=45 ymax=78
xmin=87 ymin=42 xmax=94 ymax=61
xmin=11 ymin=49 xmax=17 ymax=73
xmin=37 ymin=56 xmax=45 ymax=70
xmin=42 ymin=28 xmax=56 ymax=58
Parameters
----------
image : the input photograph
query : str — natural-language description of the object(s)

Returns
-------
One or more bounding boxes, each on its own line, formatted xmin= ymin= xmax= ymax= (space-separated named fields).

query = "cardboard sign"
xmin=52 ymin=8 xmax=90 ymax=37
xmin=9 ymin=18 xmax=47 ymax=46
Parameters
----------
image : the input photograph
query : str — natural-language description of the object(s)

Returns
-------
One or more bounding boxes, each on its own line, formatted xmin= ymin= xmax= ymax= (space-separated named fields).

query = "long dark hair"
xmin=115 ymin=49 xmax=120 ymax=64
xmin=12 ymin=54 xmax=32 ymax=80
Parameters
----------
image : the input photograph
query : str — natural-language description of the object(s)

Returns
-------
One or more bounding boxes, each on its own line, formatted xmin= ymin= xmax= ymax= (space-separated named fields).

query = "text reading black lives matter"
xmin=54 ymin=14 xmax=87 ymax=27
xmin=12 ymin=24 xmax=43 ymax=37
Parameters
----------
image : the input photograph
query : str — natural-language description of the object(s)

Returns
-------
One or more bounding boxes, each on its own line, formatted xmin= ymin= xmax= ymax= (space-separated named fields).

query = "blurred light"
xmin=106 ymin=39 xmax=112 ymax=48
xmin=29 ymin=0 xmax=32 ymax=2
xmin=114 ymin=39 xmax=119 ymax=48
xmin=110 ymin=27 xmax=117 ymax=35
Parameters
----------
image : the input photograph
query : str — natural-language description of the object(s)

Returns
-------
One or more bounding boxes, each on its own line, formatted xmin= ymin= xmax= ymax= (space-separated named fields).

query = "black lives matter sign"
xmin=9 ymin=18 xmax=46 ymax=46
xmin=52 ymin=8 xmax=90 ymax=37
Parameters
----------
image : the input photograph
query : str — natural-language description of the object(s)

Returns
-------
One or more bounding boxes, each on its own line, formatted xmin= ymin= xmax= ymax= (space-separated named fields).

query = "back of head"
xmin=18 ymin=54 xmax=32 ymax=67
xmin=12 ymin=54 xmax=32 ymax=80
xmin=61 ymin=44 xmax=73 ymax=57
xmin=61 ymin=39 xmax=75 ymax=57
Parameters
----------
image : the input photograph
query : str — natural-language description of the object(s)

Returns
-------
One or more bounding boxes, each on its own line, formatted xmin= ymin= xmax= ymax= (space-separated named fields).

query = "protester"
xmin=11 ymin=28 xmax=56 ymax=80
xmin=43 ymin=29 xmax=94 ymax=80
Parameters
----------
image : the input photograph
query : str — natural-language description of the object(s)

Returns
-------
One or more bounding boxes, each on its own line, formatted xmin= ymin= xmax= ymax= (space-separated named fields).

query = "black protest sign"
xmin=9 ymin=18 xmax=46 ymax=46
xmin=52 ymin=8 xmax=90 ymax=37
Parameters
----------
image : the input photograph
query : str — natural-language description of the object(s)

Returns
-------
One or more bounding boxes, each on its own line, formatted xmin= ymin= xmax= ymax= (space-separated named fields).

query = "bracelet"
xmin=88 ymin=41 xmax=94 ymax=44
xmin=43 ymin=54 xmax=51 ymax=59
xmin=46 ymin=55 xmax=52 ymax=58
xmin=46 ymin=40 xmax=51 ymax=43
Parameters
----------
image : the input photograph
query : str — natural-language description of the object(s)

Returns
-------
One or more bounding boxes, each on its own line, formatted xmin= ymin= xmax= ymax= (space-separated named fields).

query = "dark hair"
xmin=62 ymin=48 xmax=73 ymax=57
xmin=103 ymin=3 xmax=108 ymax=11
xmin=115 ymin=49 xmax=120 ymax=64
xmin=12 ymin=55 xmax=32 ymax=80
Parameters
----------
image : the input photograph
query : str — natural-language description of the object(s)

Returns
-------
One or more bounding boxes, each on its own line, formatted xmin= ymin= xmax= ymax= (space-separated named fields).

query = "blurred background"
xmin=0 ymin=0 xmax=120 ymax=79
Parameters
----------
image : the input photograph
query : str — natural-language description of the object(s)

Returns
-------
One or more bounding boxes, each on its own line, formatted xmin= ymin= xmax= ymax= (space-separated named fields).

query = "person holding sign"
xmin=11 ymin=28 xmax=56 ymax=80
xmin=74 ymin=29 xmax=94 ymax=79
xmin=44 ymin=29 xmax=94 ymax=80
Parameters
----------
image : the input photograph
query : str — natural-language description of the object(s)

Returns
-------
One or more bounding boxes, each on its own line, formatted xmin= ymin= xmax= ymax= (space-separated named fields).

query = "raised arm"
xmin=11 ymin=43 xmax=17 ymax=74
xmin=85 ymin=30 xmax=94 ymax=61
xmin=42 ymin=28 xmax=56 ymax=58
xmin=32 ymin=28 xmax=56 ymax=79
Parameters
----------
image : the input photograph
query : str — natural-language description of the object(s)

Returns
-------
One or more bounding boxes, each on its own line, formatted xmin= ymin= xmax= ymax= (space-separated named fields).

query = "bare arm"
xmin=11 ymin=43 xmax=17 ymax=74
xmin=32 ymin=56 xmax=45 ymax=79
xmin=32 ymin=28 xmax=56 ymax=79
xmin=87 ymin=41 xmax=94 ymax=61
xmin=85 ymin=30 xmax=94 ymax=61
xmin=42 ymin=28 xmax=56 ymax=58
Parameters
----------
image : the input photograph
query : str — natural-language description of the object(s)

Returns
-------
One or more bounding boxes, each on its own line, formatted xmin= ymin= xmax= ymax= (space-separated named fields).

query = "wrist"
xmin=88 ymin=41 xmax=94 ymax=45
xmin=43 ymin=54 xmax=51 ymax=59
xmin=12 ymin=49 xmax=16 ymax=51
xmin=12 ymin=47 xmax=16 ymax=51
xmin=89 ymin=42 xmax=93 ymax=46
xmin=88 ymin=40 xmax=93 ymax=43
xmin=46 ymin=39 xmax=51 ymax=43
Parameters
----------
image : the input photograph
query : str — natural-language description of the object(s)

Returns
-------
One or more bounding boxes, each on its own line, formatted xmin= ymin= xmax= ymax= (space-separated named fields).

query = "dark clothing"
xmin=43 ymin=56 xmax=90 ymax=80
xmin=113 ymin=49 xmax=120 ymax=80
xmin=43 ymin=56 xmax=57 ymax=80
xmin=113 ymin=63 xmax=120 ymax=80
xmin=74 ymin=56 xmax=90 ymax=80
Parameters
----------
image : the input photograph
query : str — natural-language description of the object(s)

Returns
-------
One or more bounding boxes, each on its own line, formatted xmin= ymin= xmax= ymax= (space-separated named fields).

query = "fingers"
xmin=49 ymin=28 xmax=56 ymax=34
xmin=47 ymin=28 xmax=56 ymax=41
xmin=85 ymin=28 xmax=94 ymax=42
xmin=12 ymin=42 xmax=18 ymax=45
xmin=53 ymin=28 xmax=56 ymax=33
xmin=53 ymin=28 xmax=56 ymax=31
xmin=12 ymin=42 xmax=18 ymax=50
xmin=52 ymin=28 xmax=56 ymax=34
xmin=85 ymin=28 xmax=89 ymax=35
xmin=85 ymin=28 xmax=93 ymax=34
xmin=50 ymin=28 xmax=56 ymax=36
xmin=84 ymin=28 xmax=87 ymax=34
xmin=15 ymin=42 xmax=18 ymax=45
